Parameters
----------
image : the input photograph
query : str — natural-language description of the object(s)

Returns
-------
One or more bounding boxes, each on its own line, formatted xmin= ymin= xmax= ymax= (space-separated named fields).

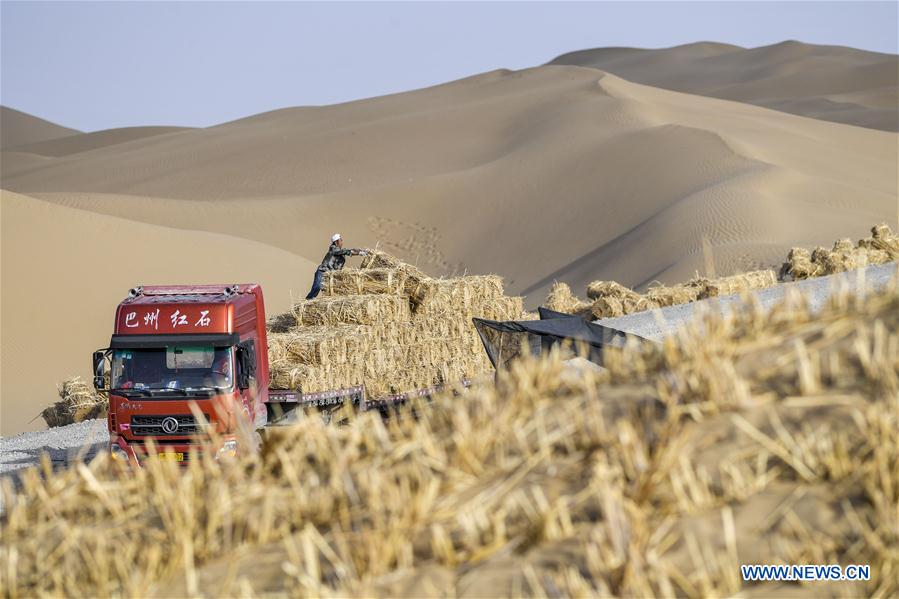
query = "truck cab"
xmin=94 ymin=284 xmax=270 ymax=464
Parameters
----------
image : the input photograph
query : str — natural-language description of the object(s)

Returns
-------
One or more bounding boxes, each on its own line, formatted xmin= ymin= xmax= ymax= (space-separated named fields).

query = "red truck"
xmin=92 ymin=284 xmax=394 ymax=464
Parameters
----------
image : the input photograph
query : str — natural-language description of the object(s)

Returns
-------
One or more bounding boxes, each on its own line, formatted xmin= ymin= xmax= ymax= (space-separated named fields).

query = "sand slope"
xmin=550 ymin=41 xmax=899 ymax=131
xmin=0 ymin=190 xmax=315 ymax=435
xmin=0 ymin=106 xmax=81 ymax=149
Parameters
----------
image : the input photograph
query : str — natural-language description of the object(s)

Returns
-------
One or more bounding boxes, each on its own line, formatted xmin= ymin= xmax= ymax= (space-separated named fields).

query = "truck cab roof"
xmin=113 ymin=284 xmax=263 ymax=336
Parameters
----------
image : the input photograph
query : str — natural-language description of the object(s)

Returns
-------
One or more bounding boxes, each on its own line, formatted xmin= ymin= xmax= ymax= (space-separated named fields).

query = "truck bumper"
xmin=109 ymin=435 xmax=239 ymax=466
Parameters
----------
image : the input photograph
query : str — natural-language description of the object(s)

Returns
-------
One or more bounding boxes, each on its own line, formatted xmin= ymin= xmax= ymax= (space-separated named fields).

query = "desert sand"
xmin=1 ymin=41 xmax=897 ymax=434
xmin=550 ymin=41 xmax=899 ymax=131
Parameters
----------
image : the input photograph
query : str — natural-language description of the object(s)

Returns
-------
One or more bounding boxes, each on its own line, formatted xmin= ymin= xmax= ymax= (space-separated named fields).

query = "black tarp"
xmin=473 ymin=308 xmax=645 ymax=370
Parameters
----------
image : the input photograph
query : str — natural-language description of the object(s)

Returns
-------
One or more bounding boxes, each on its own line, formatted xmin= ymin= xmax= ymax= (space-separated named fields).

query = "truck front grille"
xmin=130 ymin=414 xmax=210 ymax=436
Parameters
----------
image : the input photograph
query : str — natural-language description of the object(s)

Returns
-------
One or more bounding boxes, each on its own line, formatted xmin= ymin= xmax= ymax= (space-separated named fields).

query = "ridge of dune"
xmin=10 ymin=125 xmax=194 ymax=157
xmin=0 ymin=189 xmax=316 ymax=436
xmin=550 ymin=41 xmax=899 ymax=131
xmin=0 ymin=106 xmax=82 ymax=149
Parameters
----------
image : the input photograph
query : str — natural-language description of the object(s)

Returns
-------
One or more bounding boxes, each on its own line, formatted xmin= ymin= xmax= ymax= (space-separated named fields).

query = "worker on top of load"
xmin=306 ymin=233 xmax=368 ymax=299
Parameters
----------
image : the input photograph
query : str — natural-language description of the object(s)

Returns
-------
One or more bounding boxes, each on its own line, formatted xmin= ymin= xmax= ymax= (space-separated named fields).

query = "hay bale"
xmin=783 ymin=247 xmax=820 ymax=280
xmin=861 ymin=223 xmax=899 ymax=259
xmin=544 ymin=282 xmax=591 ymax=316
xmin=360 ymin=251 xmax=428 ymax=284
xmin=699 ymin=269 xmax=778 ymax=299
xmin=323 ymin=268 xmax=408 ymax=296
xmin=268 ymin=326 xmax=373 ymax=367
xmin=293 ymin=294 xmax=411 ymax=327
xmin=41 ymin=377 xmax=107 ymax=428
xmin=587 ymin=280 xmax=657 ymax=318
xmin=410 ymin=276 xmax=505 ymax=314
xmin=590 ymin=295 xmax=660 ymax=319
xmin=644 ymin=282 xmax=703 ymax=307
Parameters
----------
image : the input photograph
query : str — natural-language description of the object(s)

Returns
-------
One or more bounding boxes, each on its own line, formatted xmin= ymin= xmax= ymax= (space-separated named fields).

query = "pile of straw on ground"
xmin=549 ymin=224 xmax=896 ymax=320
xmin=8 ymin=280 xmax=897 ymax=598
xmin=268 ymin=251 xmax=526 ymax=396
xmin=782 ymin=223 xmax=898 ymax=280
xmin=39 ymin=377 xmax=107 ymax=428
xmin=563 ymin=269 xmax=779 ymax=319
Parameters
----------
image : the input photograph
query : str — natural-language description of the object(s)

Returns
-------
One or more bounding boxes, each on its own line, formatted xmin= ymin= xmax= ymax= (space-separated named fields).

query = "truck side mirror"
xmin=93 ymin=350 xmax=109 ymax=391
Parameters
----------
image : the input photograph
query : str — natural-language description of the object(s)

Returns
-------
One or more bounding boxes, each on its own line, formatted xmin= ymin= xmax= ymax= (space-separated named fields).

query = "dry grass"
xmin=39 ymin=377 xmax=107 ymax=428
xmin=269 ymin=252 xmax=525 ymax=396
xmin=7 ymin=279 xmax=897 ymax=598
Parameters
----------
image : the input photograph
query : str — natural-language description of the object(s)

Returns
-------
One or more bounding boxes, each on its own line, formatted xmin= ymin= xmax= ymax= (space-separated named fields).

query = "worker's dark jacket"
xmin=317 ymin=242 xmax=358 ymax=272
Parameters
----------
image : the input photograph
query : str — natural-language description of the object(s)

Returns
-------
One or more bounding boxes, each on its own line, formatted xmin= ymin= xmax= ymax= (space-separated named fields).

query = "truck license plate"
xmin=158 ymin=452 xmax=184 ymax=461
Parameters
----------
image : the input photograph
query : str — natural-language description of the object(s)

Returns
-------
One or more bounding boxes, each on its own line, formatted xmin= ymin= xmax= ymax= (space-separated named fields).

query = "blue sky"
xmin=2 ymin=1 xmax=896 ymax=131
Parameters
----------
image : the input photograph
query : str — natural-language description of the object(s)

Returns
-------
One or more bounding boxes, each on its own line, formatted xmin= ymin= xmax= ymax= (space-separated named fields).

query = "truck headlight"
xmin=110 ymin=444 xmax=129 ymax=461
xmin=216 ymin=439 xmax=239 ymax=460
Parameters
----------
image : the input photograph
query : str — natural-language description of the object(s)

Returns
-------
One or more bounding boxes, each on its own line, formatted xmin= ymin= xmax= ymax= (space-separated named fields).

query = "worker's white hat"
xmin=331 ymin=233 xmax=342 ymax=242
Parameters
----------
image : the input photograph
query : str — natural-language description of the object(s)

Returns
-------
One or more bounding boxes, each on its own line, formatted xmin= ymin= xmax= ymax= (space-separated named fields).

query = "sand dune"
xmin=0 ymin=190 xmax=315 ymax=435
xmin=9 ymin=125 xmax=193 ymax=157
xmin=1 ymin=55 xmax=897 ymax=434
xmin=3 ymin=66 xmax=895 ymax=294
xmin=0 ymin=106 xmax=81 ymax=149
xmin=550 ymin=41 xmax=899 ymax=131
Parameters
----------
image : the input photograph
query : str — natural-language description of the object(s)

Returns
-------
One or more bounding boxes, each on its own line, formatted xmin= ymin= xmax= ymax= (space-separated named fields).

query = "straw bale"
xmin=293 ymin=294 xmax=411 ymax=326
xmin=410 ymin=275 xmax=505 ymax=314
xmin=644 ymin=282 xmax=703 ymax=307
xmin=268 ymin=325 xmax=373 ymax=367
xmin=41 ymin=377 xmax=107 ymax=428
xmin=544 ymin=282 xmax=591 ymax=315
xmin=360 ymin=250 xmax=428 ymax=285
xmin=783 ymin=247 xmax=821 ymax=280
xmin=699 ymin=269 xmax=778 ymax=299
xmin=588 ymin=280 xmax=659 ymax=318
xmin=860 ymin=223 xmax=899 ymax=259
xmin=322 ymin=268 xmax=408 ymax=296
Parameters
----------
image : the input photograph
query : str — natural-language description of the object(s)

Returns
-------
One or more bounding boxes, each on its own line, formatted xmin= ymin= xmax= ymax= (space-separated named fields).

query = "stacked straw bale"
xmin=322 ymin=268 xmax=408 ymax=296
xmin=40 ymin=377 xmax=107 ymax=428
xmin=293 ymin=294 xmax=411 ymax=327
xmin=268 ymin=251 xmax=526 ymax=397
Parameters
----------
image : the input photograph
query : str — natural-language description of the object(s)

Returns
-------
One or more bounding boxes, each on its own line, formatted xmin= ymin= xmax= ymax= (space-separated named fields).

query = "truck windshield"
xmin=112 ymin=346 xmax=233 ymax=391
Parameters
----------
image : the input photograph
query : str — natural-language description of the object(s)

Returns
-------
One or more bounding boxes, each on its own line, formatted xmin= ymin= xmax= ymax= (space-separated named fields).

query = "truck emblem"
xmin=161 ymin=417 xmax=179 ymax=434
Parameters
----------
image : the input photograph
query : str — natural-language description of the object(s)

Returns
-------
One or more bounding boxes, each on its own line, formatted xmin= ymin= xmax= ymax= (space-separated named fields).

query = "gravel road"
xmin=2 ymin=263 xmax=895 ymax=477
xmin=1 ymin=418 xmax=108 ymax=475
